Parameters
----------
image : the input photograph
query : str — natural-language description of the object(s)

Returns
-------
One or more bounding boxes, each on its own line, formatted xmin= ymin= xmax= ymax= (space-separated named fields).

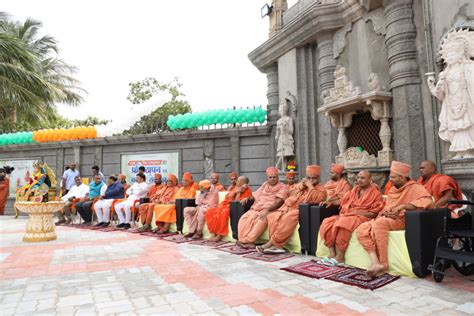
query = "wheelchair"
xmin=430 ymin=194 xmax=474 ymax=283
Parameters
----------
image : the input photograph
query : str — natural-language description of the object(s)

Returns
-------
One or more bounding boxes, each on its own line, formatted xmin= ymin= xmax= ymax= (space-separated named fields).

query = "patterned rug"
xmin=127 ymin=228 xmax=144 ymax=234
xmin=188 ymin=239 xmax=229 ymax=247
xmin=243 ymin=251 xmax=294 ymax=262
xmin=326 ymin=268 xmax=400 ymax=290
xmin=215 ymin=244 xmax=257 ymax=255
xmin=281 ymin=261 xmax=348 ymax=279
xmin=161 ymin=235 xmax=193 ymax=243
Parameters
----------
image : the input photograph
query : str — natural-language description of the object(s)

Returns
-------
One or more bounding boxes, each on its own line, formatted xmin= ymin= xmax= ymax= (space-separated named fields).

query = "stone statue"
xmin=427 ymin=29 xmax=474 ymax=159
xmin=275 ymin=97 xmax=295 ymax=171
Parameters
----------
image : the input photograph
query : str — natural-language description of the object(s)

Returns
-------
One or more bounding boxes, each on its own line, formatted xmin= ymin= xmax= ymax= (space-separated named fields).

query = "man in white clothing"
xmin=56 ymin=176 xmax=89 ymax=225
xmin=114 ymin=173 xmax=148 ymax=229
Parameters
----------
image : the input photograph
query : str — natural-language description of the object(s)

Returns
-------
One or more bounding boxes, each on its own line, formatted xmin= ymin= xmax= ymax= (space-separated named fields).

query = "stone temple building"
xmin=249 ymin=0 xmax=474 ymax=191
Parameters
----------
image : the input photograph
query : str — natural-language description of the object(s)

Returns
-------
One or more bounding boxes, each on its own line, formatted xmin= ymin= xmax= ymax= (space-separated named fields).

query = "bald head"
xmin=237 ymin=176 xmax=249 ymax=186
xmin=419 ymin=160 xmax=437 ymax=180
xmin=356 ymin=170 xmax=372 ymax=189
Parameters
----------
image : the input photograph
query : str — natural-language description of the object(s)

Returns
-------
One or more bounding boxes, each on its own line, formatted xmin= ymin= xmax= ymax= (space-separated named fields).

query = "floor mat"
xmin=215 ymin=244 xmax=257 ymax=255
xmin=281 ymin=260 xmax=348 ymax=279
xmin=326 ymin=268 xmax=400 ymax=290
xmin=161 ymin=235 xmax=193 ymax=243
xmin=188 ymin=239 xmax=229 ymax=247
xmin=243 ymin=251 xmax=294 ymax=262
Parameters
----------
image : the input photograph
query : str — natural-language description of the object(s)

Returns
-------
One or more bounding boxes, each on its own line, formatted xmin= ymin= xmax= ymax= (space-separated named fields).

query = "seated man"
xmin=56 ymin=175 xmax=89 ymax=225
xmin=321 ymin=163 xmax=352 ymax=207
xmin=91 ymin=165 xmax=105 ymax=182
xmin=227 ymin=172 xmax=238 ymax=191
xmin=320 ymin=170 xmax=384 ymax=264
xmin=76 ymin=174 xmax=105 ymax=224
xmin=183 ymin=180 xmax=219 ymax=239
xmin=153 ymin=172 xmax=199 ymax=234
xmin=137 ymin=174 xmax=179 ymax=232
xmin=285 ymin=171 xmax=298 ymax=196
xmin=206 ymin=176 xmax=252 ymax=242
xmin=417 ymin=160 xmax=463 ymax=217
xmin=118 ymin=174 xmax=130 ymax=191
xmin=94 ymin=175 xmax=125 ymax=227
xmin=237 ymin=167 xmax=288 ymax=249
xmin=259 ymin=165 xmax=327 ymax=253
xmin=114 ymin=173 xmax=149 ymax=229
xmin=210 ymin=172 xmax=226 ymax=192
xmin=356 ymin=161 xmax=434 ymax=277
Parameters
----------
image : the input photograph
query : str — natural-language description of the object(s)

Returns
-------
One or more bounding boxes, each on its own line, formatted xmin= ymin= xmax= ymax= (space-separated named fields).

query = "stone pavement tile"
xmin=457 ymin=302 xmax=474 ymax=314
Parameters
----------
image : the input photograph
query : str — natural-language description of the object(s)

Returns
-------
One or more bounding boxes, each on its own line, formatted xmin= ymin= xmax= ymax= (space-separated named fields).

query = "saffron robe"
xmin=320 ymin=184 xmax=384 ymax=251
xmin=205 ymin=186 xmax=252 ymax=236
xmin=267 ymin=183 xmax=327 ymax=248
xmin=237 ymin=182 xmax=288 ymax=244
xmin=356 ymin=180 xmax=433 ymax=268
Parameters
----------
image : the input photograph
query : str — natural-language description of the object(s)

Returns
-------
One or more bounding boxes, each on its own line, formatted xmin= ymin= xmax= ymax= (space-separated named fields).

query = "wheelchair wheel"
xmin=433 ymin=260 xmax=445 ymax=283
xmin=452 ymin=237 xmax=474 ymax=276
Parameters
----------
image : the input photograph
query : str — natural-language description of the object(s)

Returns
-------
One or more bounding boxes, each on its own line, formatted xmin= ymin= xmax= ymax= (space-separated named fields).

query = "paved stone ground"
xmin=1 ymin=216 xmax=473 ymax=315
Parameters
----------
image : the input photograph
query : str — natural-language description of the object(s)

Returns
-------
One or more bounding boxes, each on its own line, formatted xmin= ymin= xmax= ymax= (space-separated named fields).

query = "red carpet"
xmin=326 ymin=268 xmax=400 ymax=290
xmin=281 ymin=261 xmax=347 ymax=279
xmin=243 ymin=251 xmax=294 ymax=262
xmin=216 ymin=244 xmax=257 ymax=255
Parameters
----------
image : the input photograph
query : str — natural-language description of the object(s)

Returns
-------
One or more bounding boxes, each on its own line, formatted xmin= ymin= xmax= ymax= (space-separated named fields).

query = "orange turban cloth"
xmin=211 ymin=172 xmax=220 ymax=178
xmin=182 ymin=172 xmax=193 ymax=181
xmin=199 ymin=180 xmax=211 ymax=189
xmin=118 ymin=174 xmax=126 ymax=180
xmin=167 ymin=174 xmax=177 ymax=185
xmin=228 ymin=172 xmax=238 ymax=178
xmin=285 ymin=171 xmax=296 ymax=179
xmin=390 ymin=160 xmax=411 ymax=177
xmin=154 ymin=173 xmax=162 ymax=180
xmin=266 ymin=167 xmax=279 ymax=177
xmin=331 ymin=163 xmax=345 ymax=174
xmin=306 ymin=165 xmax=321 ymax=177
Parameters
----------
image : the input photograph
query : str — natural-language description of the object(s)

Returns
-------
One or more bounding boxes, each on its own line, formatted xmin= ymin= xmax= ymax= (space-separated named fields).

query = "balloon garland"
xmin=0 ymin=106 xmax=268 ymax=146
xmin=167 ymin=106 xmax=267 ymax=130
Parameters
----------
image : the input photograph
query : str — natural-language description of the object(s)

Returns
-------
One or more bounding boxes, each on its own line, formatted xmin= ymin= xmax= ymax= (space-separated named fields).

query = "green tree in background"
xmin=0 ymin=12 xmax=84 ymax=133
xmin=122 ymin=77 xmax=192 ymax=135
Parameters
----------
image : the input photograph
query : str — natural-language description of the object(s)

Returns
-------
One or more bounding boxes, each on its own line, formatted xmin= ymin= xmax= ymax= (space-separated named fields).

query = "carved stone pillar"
xmin=266 ymin=64 xmax=279 ymax=166
xmin=384 ymin=0 xmax=425 ymax=169
xmin=318 ymin=34 xmax=337 ymax=94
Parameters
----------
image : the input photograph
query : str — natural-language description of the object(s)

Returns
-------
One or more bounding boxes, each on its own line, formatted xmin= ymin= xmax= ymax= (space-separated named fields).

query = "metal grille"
xmin=347 ymin=112 xmax=382 ymax=156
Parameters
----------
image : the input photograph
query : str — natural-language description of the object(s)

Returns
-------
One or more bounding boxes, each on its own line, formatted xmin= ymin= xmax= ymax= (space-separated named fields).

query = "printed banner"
xmin=0 ymin=159 xmax=37 ymax=197
xmin=120 ymin=152 xmax=179 ymax=185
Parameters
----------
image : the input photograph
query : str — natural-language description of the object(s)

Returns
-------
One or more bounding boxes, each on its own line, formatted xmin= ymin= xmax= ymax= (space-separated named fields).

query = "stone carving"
xmin=364 ymin=8 xmax=387 ymax=36
xmin=346 ymin=171 xmax=387 ymax=188
xmin=427 ymin=28 xmax=474 ymax=159
xmin=14 ymin=201 xmax=65 ymax=242
xmin=333 ymin=23 xmax=352 ymax=58
xmin=340 ymin=147 xmax=377 ymax=168
xmin=275 ymin=97 xmax=295 ymax=171
xmin=323 ymin=65 xmax=361 ymax=104
xmin=204 ymin=157 xmax=214 ymax=179
xmin=368 ymin=73 xmax=380 ymax=91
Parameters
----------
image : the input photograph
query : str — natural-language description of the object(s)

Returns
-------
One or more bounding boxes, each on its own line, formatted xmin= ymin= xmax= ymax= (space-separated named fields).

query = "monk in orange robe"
xmin=153 ymin=172 xmax=198 ymax=234
xmin=210 ymin=172 xmax=226 ymax=192
xmin=258 ymin=165 xmax=327 ymax=254
xmin=356 ymin=161 xmax=434 ymax=276
xmin=285 ymin=170 xmax=298 ymax=196
xmin=384 ymin=180 xmax=393 ymax=195
xmin=321 ymin=163 xmax=352 ymax=207
xmin=118 ymin=174 xmax=130 ymax=192
xmin=137 ymin=174 xmax=177 ymax=231
xmin=227 ymin=172 xmax=238 ymax=191
xmin=183 ymin=180 xmax=219 ymax=239
xmin=320 ymin=170 xmax=384 ymax=264
xmin=0 ymin=171 xmax=9 ymax=215
xmin=206 ymin=176 xmax=252 ymax=241
xmin=237 ymin=167 xmax=288 ymax=249
xmin=417 ymin=160 xmax=463 ymax=218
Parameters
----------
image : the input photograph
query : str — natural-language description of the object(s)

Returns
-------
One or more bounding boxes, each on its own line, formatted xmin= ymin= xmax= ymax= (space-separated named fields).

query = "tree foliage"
xmin=122 ymin=77 xmax=192 ymax=135
xmin=0 ymin=12 xmax=84 ymax=133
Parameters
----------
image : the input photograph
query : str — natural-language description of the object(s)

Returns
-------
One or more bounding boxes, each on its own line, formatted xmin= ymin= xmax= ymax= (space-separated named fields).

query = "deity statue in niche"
xmin=275 ymin=97 xmax=295 ymax=172
xmin=427 ymin=29 xmax=474 ymax=159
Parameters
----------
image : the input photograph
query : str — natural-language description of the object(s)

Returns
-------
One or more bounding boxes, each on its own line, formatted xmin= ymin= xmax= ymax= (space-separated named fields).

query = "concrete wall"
xmin=0 ymin=127 xmax=271 ymax=215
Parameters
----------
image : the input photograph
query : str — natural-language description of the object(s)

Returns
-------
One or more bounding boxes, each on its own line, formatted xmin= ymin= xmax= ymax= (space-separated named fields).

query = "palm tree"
xmin=0 ymin=13 xmax=84 ymax=132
